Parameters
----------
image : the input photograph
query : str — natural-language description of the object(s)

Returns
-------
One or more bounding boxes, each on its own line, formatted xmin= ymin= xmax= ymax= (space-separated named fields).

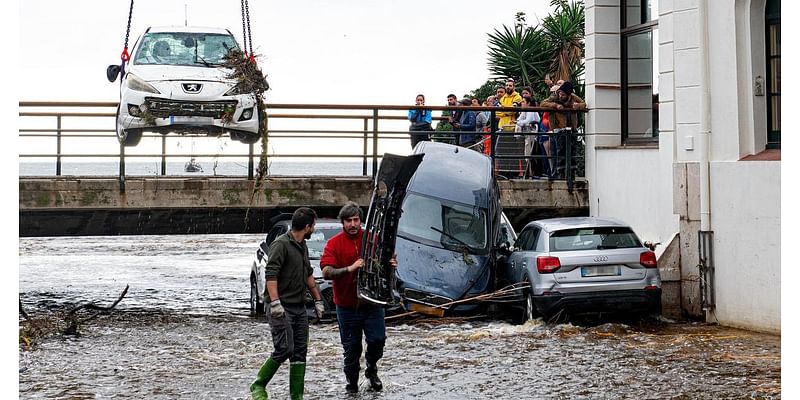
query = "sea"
xmin=19 ymin=160 xmax=376 ymax=177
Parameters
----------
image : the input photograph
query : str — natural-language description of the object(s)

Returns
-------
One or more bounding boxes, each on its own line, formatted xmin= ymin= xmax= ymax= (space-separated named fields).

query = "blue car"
xmin=394 ymin=142 xmax=516 ymax=316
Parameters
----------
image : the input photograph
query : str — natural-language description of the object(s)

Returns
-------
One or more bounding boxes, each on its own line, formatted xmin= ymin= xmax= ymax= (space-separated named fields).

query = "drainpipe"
xmin=697 ymin=0 xmax=715 ymax=314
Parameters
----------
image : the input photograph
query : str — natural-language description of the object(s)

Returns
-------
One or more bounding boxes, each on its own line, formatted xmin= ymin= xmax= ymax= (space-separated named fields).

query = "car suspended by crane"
xmin=106 ymin=0 xmax=268 ymax=146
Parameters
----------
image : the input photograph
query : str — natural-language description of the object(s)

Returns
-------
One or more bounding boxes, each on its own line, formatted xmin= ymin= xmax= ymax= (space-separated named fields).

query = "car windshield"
xmin=397 ymin=192 xmax=488 ymax=254
xmin=549 ymin=226 xmax=641 ymax=252
xmin=133 ymin=32 xmax=239 ymax=66
xmin=306 ymin=227 xmax=341 ymax=259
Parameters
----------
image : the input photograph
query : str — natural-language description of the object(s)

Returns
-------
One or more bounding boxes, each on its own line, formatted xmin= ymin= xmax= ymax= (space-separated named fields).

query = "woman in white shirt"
xmin=515 ymin=96 xmax=541 ymax=170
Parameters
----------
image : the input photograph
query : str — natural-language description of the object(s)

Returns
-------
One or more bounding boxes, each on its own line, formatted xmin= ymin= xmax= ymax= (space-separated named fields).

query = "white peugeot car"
xmin=108 ymin=26 xmax=262 ymax=146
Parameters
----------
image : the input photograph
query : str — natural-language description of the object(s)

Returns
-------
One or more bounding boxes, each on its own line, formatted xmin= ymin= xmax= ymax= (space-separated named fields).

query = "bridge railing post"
xmin=362 ymin=118 xmax=368 ymax=177
xmin=119 ymin=141 xmax=126 ymax=192
xmin=248 ymin=142 xmax=254 ymax=180
xmin=56 ymin=115 xmax=62 ymax=176
xmin=372 ymin=109 xmax=378 ymax=178
xmin=161 ymin=135 xmax=167 ymax=176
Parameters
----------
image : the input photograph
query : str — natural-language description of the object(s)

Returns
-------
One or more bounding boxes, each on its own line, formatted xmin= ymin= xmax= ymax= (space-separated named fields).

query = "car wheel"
xmin=524 ymin=286 xmax=540 ymax=322
xmin=232 ymin=131 xmax=261 ymax=144
xmin=115 ymin=106 xmax=144 ymax=146
xmin=518 ymin=276 xmax=540 ymax=323
xmin=250 ymin=274 xmax=265 ymax=316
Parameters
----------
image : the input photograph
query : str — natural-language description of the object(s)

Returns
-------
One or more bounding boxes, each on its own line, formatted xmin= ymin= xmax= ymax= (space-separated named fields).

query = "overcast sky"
xmin=19 ymin=0 xmax=551 ymax=105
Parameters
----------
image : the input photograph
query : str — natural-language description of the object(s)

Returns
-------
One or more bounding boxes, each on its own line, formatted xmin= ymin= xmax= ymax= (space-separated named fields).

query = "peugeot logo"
xmin=182 ymin=83 xmax=202 ymax=93
xmin=593 ymin=255 xmax=608 ymax=262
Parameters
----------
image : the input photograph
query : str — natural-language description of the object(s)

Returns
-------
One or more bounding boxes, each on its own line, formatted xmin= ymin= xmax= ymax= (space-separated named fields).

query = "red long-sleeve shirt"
xmin=320 ymin=229 xmax=363 ymax=309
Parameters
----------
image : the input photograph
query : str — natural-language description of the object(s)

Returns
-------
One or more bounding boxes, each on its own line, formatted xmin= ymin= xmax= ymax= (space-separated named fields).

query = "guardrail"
xmin=18 ymin=102 xmax=585 ymax=190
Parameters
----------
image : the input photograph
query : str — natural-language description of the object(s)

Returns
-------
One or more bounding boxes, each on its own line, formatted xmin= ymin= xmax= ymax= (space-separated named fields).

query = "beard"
xmin=346 ymin=226 xmax=360 ymax=236
xmin=303 ymin=231 xmax=313 ymax=240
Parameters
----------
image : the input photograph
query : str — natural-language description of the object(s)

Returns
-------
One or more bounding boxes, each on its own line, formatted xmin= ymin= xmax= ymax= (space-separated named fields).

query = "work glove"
xmin=314 ymin=300 xmax=325 ymax=320
xmin=269 ymin=299 xmax=285 ymax=318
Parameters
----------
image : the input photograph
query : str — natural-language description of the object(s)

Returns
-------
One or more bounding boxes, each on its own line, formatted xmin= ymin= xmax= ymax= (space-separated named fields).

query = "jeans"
xmin=267 ymin=302 xmax=309 ymax=364
xmin=336 ymin=304 xmax=386 ymax=377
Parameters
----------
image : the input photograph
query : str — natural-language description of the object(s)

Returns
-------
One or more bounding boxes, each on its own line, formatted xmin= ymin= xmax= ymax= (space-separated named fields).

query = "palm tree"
xmin=485 ymin=0 xmax=585 ymax=99
xmin=541 ymin=0 xmax=585 ymax=86
xmin=487 ymin=24 xmax=553 ymax=89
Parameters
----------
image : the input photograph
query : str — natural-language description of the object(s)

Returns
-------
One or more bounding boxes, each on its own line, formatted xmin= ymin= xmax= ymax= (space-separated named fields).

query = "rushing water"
xmin=19 ymin=235 xmax=781 ymax=399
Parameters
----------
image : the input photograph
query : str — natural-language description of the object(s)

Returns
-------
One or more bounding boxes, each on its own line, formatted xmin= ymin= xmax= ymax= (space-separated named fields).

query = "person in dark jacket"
xmin=454 ymin=98 xmax=478 ymax=148
xmin=250 ymin=207 xmax=325 ymax=400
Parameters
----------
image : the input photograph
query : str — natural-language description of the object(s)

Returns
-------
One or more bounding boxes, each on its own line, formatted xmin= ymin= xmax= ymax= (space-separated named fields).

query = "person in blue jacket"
xmin=453 ymin=98 xmax=478 ymax=148
xmin=407 ymin=94 xmax=433 ymax=148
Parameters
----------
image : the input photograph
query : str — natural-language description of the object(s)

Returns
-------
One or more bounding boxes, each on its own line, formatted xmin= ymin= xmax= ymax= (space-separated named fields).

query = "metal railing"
xmin=18 ymin=101 xmax=585 ymax=190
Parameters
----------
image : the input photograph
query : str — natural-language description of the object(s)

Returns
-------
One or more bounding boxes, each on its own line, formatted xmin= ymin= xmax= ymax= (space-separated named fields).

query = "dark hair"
xmin=416 ymin=94 xmax=425 ymax=101
xmin=337 ymin=201 xmax=363 ymax=222
xmin=522 ymin=95 xmax=534 ymax=106
xmin=521 ymin=86 xmax=533 ymax=95
xmin=291 ymin=207 xmax=317 ymax=231
xmin=559 ymin=81 xmax=574 ymax=95
xmin=447 ymin=94 xmax=457 ymax=100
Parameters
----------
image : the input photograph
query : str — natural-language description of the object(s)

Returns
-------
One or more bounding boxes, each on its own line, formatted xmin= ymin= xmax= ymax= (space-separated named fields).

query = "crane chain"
xmin=244 ymin=0 xmax=253 ymax=55
xmin=121 ymin=0 xmax=134 ymax=62
xmin=240 ymin=0 xmax=248 ymax=55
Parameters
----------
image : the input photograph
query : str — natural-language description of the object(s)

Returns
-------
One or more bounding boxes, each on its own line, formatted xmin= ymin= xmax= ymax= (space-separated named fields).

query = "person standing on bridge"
xmin=249 ymin=207 xmax=326 ymax=400
xmin=321 ymin=201 xmax=397 ymax=394
xmin=407 ymin=94 xmax=433 ymax=149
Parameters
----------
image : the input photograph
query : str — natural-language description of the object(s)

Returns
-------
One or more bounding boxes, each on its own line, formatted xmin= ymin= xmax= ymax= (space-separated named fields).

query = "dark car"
xmin=249 ymin=218 xmax=340 ymax=319
xmin=394 ymin=142 xmax=516 ymax=316
xmin=503 ymin=217 xmax=662 ymax=323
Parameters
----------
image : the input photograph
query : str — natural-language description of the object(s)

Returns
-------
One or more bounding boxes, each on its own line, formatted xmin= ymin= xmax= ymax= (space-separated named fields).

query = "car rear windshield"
xmin=134 ymin=32 xmax=239 ymax=66
xmin=549 ymin=226 xmax=641 ymax=252
xmin=306 ymin=227 xmax=341 ymax=260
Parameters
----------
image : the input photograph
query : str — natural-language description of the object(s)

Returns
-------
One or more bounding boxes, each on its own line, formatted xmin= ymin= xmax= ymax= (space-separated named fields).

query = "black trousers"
xmin=267 ymin=302 xmax=309 ymax=364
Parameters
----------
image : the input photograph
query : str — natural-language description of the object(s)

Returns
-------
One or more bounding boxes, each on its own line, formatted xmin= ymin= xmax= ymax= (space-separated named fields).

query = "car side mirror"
xmin=106 ymin=64 xmax=121 ymax=82
xmin=497 ymin=241 xmax=513 ymax=256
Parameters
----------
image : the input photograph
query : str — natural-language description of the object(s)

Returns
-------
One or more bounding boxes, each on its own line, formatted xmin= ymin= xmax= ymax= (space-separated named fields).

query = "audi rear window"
xmin=549 ymin=227 xmax=641 ymax=252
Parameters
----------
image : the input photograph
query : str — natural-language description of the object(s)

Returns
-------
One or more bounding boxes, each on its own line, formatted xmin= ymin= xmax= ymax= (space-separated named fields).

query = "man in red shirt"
xmin=321 ymin=201 xmax=397 ymax=394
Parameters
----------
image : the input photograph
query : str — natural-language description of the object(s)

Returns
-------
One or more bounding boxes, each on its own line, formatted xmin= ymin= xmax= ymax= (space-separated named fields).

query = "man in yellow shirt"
xmin=497 ymin=79 xmax=523 ymax=129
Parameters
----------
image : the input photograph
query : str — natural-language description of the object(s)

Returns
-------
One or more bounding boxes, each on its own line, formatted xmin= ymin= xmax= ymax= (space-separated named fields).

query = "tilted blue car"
xmin=394 ymin=141 xmax=516 ymax=316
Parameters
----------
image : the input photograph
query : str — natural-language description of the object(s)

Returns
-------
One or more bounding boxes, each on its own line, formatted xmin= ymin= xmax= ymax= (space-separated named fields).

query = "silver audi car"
xmin=503 ymin=217 xmax=662 ymax=322
xmin=110 ymin=26 xmax=261 ymax=146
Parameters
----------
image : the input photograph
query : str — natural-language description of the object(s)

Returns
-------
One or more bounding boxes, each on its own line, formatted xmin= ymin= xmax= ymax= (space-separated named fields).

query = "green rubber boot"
xmin=289 ymin=361 xmax=306 ymax=400
xmin=250 ymin=357 xmax=280 ymax=400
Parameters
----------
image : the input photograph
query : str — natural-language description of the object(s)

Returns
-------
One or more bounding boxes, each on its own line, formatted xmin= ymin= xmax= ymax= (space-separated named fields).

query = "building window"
xmin=621 ymin=0 xmax=658 ymax=143
xmin=766 ymin=0 xmax=780 ymax=149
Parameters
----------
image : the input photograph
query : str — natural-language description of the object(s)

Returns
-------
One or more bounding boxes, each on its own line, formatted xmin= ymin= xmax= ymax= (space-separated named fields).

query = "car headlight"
xmin=224 ymin=84 xmax=246 ymax=96
xmin=126 ymin=73 xmax=161 ymax=94
xmin=239 ymin=107 xmax=254 ymax=121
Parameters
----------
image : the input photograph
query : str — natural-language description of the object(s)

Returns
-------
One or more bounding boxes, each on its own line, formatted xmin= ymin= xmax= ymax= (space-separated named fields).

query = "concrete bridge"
xmin=19 ymin=176 xmax=588 ymax=236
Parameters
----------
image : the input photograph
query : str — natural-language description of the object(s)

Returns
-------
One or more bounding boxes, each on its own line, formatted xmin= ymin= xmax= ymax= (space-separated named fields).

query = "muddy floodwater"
xmin=19 ymin=235 xmax=781 ymax=399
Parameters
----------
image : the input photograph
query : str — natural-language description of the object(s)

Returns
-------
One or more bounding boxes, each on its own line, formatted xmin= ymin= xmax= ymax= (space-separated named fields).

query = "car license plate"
xmin=408 ymin=303 xmax=445 ymax=317
xmin=581 ymin=265 xmax=620 ymax=277
xmin=170 ymin=116 xmax=213 ymax=125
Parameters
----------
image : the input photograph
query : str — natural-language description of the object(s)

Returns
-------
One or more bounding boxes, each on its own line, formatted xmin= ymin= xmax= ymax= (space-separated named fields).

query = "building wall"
xmin=585 ymin=0 xmax=780 ymax=332
xmin=710 ymin=161 xmax=780 ymax=333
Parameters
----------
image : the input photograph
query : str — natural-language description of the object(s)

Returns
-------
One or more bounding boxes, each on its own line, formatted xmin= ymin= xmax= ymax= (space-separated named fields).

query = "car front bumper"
xmin=533 ymin=288 xmax=662 ymax=316
xmin=118 ymin=91 xmax=260 ymax=135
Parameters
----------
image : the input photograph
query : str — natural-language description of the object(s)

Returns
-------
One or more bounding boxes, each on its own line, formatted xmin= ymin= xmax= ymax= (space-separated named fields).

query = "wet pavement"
xmin=19 ymin=235 xmax=781 ymax=399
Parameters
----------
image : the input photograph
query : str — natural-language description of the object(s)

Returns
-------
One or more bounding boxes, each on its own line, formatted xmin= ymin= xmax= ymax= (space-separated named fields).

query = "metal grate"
xmin=144 ymin=97 xmax=238 ymax=118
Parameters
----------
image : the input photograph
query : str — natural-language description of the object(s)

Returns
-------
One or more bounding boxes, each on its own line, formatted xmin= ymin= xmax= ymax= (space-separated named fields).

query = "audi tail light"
xmin=537 ymin=256 xmax=561 ymax=273
xmin=640 ymin=251 xmax=657 ymax=268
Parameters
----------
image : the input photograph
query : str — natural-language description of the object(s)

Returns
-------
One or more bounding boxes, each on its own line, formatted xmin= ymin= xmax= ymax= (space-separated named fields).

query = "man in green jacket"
xmin=250 ymin=207 xmax=326 ymax=400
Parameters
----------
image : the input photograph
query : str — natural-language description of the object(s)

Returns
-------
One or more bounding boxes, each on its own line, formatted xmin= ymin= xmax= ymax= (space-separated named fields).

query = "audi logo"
xmin=593 ymin=255 xmax=608 ymax=262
